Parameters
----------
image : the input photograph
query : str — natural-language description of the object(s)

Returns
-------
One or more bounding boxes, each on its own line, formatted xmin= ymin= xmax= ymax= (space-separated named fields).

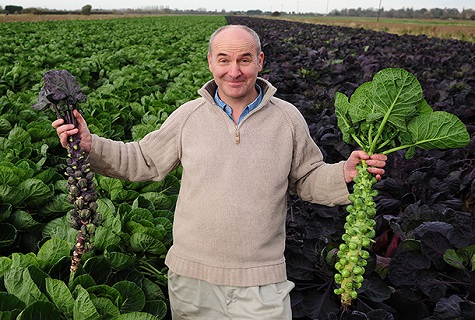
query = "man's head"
xmin=208 ymin=25 xmax=262 ymax=57
xmin=207 ymin=25 xmax=264 ymax=107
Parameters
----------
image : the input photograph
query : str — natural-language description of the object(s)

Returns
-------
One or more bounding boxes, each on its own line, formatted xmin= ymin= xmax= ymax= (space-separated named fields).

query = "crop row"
xmin=0 ymin=15 xmax=226 ymax=319
xmin=226 ymin=16 xmax=475 ymax=319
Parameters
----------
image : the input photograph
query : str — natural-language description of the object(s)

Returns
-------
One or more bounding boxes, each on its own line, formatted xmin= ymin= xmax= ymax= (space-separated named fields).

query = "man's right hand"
xmin=52 ymin=109 xmax=92 ymax=153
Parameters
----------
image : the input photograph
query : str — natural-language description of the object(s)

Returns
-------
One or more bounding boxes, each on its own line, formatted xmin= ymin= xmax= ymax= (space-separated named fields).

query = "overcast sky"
xmin=7 ymin=1 xmax=473 ymax=13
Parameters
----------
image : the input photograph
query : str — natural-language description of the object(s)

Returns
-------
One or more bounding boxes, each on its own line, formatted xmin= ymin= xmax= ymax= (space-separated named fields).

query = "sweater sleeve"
xmin=287 ymin=108 xmax=350 ymax=206
xmin=87 ymin=106 xmax=184 ymax=182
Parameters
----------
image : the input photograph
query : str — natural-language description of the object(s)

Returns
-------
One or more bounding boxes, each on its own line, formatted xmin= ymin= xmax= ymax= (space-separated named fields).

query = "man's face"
xmin=207 ymin=27 xmax=264 ymax=105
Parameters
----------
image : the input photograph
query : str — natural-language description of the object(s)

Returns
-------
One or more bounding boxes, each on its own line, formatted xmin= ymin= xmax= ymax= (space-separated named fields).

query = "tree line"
xmin=2 ymin=4 xmax=475 ymax=20
xmin=328 ymin=7 xmax=475 ymax=20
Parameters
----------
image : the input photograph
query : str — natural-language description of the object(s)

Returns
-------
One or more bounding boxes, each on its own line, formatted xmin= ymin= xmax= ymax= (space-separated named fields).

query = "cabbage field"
xmin=1 ymin=14 xmax=474 ymax=320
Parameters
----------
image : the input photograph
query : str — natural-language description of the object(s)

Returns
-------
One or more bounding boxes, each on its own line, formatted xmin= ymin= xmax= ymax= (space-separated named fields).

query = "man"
xmin=53 ymin=25 xmax=387 ymax=319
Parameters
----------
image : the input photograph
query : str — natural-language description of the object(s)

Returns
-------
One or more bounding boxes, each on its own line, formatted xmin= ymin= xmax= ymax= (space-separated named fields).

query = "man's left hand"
xmin=344 ymin=151 xmax=387 ymax=183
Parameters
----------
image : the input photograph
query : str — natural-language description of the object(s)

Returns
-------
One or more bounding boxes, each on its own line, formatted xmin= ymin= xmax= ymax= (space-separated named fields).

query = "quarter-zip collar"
xmin=198 ymin=78 xmax=278 ymax=145
xmin=198 ymin=77 xmax=278 ymax=113
xmin=214 ymin=84 xmax=262 ymax=124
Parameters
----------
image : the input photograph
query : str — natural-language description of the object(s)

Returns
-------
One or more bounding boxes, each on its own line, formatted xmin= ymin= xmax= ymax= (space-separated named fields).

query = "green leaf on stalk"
xmin=0 ymin=257 xmax=12 ymax=278
xmin=87 ymin=284 xmax=122 ymax=306
xmin=8 ymin=210 xmax=41 ymax=231
xmin=372 ymin=68 xmax=421 ymax=132
xmin=141 ymin=192 xmax=172 ymax=210
xmin=93 ymin=226 xmax=122 ymax=252
xmin=0 ymin=185 xmax=25 ymax=206
xmin=0 ymin=166 xmax=20 ymax=186
xmin=17 ymin=301 xmax=60 ymax=320
xmin=0 ymin=291 xmax=25 ymax=311
xmin=141 ymin=278 xmax=166 ymax=301
xmin=42 ymin=216 xmax=78 ymax=247
xmin=406 ymin=112 xmax=470 ymax=151
xmin=0 ymin=223 xmax=17 ymax=250
xmin=33 ymin=167 xmax=62 ymax=185
xmin=83 ymin=256 xmax=112 ymax=285
xmin=91 ymin=297 xmax=121 ymax=318
xmin=69 ymin=274 xmax=96 ymax=291
xmin=39 ymin=194 xmax=73 ymax=218
xmin=0 ymin=203 xmax=12 ymax=223
xmin=4 ymin=267 xmax=49 ymax=306
xmin=73 ymin=285 xmax=101 ymax=320
xmin=10 ymin=252 xmax=39 ymax=269
xmin=97 ymin=198 xmax=116 ymax=217
xmin=37 ymin=238 xmax=70 ymax=271
xmin=0 ymin=118 xmax=12 ymax=134
xmin=113 ymin=312 xmax=158 ymax=320
xmin=129 ymin=233 xmax=167 ymax=255
xmin=334 ymin=92 xmax=353 ymax=144
xmin=8 ymin=126 xmax=31 ymax=144
xmin=18 ymin=178 xmax=52 ymax=207
xmin=104 ymin=244 xmax=136 ymax=271
xmin=113 ymin=281 xmax=146 ymax=313
xmin=143 ymin=300 xmax=167 ymax=319
xmin=46 ymin=278 xmax=75 ymax=318
xmin=98 ymin=176 xmax=123 ymax=194
xmin=443 ymin=249 xmax=466 ymax=270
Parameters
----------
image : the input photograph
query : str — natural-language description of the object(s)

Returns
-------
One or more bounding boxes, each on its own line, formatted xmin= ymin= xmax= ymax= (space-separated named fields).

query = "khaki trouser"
xmin=168 ymin=270 xmax=295 ymax=319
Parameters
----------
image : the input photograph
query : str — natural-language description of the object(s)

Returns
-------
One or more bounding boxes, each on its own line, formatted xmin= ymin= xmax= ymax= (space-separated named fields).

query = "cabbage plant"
xmin=32 ymin=70 xmax=101 ymax=274
xmin=333 ymin=68 xmax=470 ymax=308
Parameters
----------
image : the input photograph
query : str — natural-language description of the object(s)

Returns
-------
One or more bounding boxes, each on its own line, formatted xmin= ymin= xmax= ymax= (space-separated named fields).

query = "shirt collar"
xmin=214 ymin=84 xmax=263 ymax=114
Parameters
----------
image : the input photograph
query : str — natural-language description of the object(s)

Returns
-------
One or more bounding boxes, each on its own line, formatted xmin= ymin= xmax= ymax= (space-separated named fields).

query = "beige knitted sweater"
xmin=88 ymin=78 xmax=350 ymax=287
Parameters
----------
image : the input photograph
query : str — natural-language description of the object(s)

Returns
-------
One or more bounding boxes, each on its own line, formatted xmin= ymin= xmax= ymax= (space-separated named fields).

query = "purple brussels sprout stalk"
xmin=33 ymin=69 xmax=102 ymax=273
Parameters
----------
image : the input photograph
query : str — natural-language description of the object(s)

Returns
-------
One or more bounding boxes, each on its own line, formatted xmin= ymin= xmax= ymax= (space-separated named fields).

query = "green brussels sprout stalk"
xmin=334 ymin=68 xmax=470 ymax=309
xmin=33 ymin=69 xmax=102 ymax=274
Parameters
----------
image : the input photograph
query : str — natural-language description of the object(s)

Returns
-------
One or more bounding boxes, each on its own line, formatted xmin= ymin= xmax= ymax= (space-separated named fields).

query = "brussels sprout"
xmin=334 ymin=162 xmax=377 ymax=309
xmin=32 ymin=69 xmax=101 ymax=274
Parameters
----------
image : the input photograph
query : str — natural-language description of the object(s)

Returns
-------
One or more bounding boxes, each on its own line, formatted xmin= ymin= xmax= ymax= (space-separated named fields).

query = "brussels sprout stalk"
xmin=32 ymin=69 xmax=102 ymax=274
xmin=334 ymin=68 xmax=470 ymax=308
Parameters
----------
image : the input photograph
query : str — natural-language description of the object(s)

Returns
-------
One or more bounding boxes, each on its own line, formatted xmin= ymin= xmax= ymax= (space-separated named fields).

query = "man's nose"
xmin=228 ymin=62 xmax=242 ymax=78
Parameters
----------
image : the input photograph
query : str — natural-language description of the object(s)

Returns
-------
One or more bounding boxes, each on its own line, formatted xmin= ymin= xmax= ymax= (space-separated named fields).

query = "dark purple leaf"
xmin=388 ymin=250 xmax=431 ymax=286
xmin=416 ymin=269 xmax=447 ymax=301
xmin=359 ymin=276 xmax=392 ymax=303
xmin=366 ymin=309 xmax=395 ymax=320
xmin=414 ymin=223 xmax=455 ymax=269
xmin=43 ymin=69 xmax=87 ymax=105
xmin=433 ymin=295 xmax=463 ymax=319
xmin=461 ymin=300 xmax=475 ymax=319
xmin=301 ymin=290 xmax=340 ymax=320
xmin=31 ymin=87 xmax=50 ymax=111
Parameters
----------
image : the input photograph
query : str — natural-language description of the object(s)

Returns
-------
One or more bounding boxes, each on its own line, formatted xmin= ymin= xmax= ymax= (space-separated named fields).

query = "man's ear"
xmin=258 ymin=52 xmax=264 ymax=70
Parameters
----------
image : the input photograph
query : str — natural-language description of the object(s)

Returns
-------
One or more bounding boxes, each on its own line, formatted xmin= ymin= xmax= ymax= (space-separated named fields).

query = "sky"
xmin=6 ymin=1 xmax=473 ymax=14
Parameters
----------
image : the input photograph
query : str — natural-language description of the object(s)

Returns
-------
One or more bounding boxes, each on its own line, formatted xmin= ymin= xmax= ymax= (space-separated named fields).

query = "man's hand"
xmin=52 ymin=109 xmax=92 ymax=153
xmin=344 ymin=150 xmax=387 ymax=183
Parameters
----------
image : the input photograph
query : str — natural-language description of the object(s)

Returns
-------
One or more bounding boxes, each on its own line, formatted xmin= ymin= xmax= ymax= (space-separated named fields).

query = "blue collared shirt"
xmin=214 ymin=84 xmax=263 ymax=124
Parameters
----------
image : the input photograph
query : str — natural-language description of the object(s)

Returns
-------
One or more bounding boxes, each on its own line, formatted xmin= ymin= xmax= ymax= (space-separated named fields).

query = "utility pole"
xmin=377 ymin=0 xmax=382 ymax=21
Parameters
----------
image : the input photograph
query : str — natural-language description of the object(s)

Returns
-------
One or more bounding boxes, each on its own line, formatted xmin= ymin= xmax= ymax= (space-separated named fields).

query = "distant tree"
xmin=81 ymin=4 xmax=92 ymax=15
xmin=5 ymin=5 xmax=23 ymax=14
xmin=429 ymin=7 xmax=444 ymax=19
xmin=271 ymin=11 xmax=281 ymax=17
xmin=246 ymin=9 xmax=262 ymax=15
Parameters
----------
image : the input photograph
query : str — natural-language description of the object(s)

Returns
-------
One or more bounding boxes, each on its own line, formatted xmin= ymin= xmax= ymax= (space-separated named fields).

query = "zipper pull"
xmin=235 ymin=125 xmax=240 ymax=144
